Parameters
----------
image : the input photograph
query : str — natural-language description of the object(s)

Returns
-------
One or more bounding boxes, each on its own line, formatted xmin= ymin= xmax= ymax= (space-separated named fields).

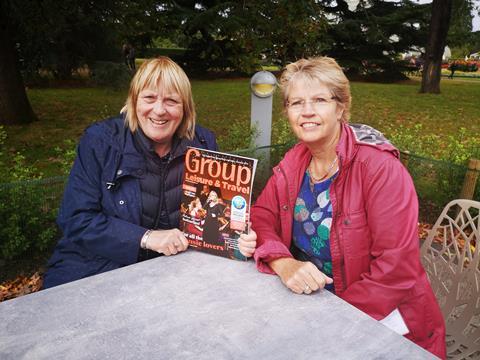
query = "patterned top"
xmin=292 ymin=170 xmax=337 ymax=293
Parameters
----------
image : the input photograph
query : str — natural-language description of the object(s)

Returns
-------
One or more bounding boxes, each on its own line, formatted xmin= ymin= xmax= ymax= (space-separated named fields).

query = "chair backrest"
xmin=420 ymin=199 xmax=480 ymax=359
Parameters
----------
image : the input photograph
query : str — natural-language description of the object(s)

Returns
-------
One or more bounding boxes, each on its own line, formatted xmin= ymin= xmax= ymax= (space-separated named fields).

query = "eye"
xmin=164 ymin=98 xmax=180 ymax=106
xmin=290 ymin=100 xmax=304 ymax=107
xmin=314 ymin=97 xmax=328 ymax=104
xmin=142 ymin=95 xmax=156 ymax=102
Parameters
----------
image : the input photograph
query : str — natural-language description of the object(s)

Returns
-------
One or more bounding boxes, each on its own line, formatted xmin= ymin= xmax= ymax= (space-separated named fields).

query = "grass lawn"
xmin=1 ymin=76 xmax=479 ymax=178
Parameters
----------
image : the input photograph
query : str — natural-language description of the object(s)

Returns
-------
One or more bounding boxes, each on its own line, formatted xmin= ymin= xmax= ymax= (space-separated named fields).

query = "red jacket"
xmin=252 ymin=123 xmax=446 ymax=358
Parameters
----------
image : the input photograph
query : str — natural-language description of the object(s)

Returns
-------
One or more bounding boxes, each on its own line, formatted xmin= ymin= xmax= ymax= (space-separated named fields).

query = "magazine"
xmin=180 ymin=147 xmax=258 ymax=260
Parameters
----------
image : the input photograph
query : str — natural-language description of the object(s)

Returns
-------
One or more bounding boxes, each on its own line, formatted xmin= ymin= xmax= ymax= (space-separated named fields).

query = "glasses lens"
xmin=288 ymin=98 xmax=335 ymax=112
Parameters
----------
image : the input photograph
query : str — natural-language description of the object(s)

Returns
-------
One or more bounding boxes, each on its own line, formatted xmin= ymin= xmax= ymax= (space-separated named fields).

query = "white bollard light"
xmin=250 ymin=71 xmax=277 ymax=148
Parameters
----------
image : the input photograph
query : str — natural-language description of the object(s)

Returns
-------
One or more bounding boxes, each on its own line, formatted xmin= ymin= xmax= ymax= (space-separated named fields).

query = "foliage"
xmin=387 ymin=123 xmax=479 ymax=213
xmin=0 ymin=182 xmax=59 ymax=260
xmin=0 ymin=127 xmax=59 ymax=260
xmin=324 ymin=0 xmax=430 ymax=81
xmin=220 ymin=120 xmax=256 ymax=151
xmin=90 ymin=61 xmax=133 ymax=89
xmin=7 ymin=0 xmax=172 ymax=80
xmin=387 ymin=124 xmax=479 ymax=165
xmin=172 ymin=1 xmax=264 ymax=74
xmin=0 ymin=272 xmax=43 ymax=301
xmin=449 ymin=60 xmax=479 ymax=72
xmin=254 ymin=0 xmax=329 ymax=66
xmin=3 ymin=0 xmax=453 ymax=81
xmin=172 ymin=0 xmax=430 ymax=77
xmin=447 ymin=0 xmax=474 ymax=48
xmin=54 ymin=140 xmax=77 ymax=175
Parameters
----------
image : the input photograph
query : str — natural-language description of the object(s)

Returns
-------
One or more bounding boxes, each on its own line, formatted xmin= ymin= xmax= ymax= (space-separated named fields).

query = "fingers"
xmin=283 ymin=261 xmax=333 ymax=295
xmin=150 ymin=229 xmax=189 ymax=256
xmin=238 ymin=229 xmax=257 ymax=257
xmin=238 ymin=233 xmax=256 ymax=257
xmin=174 ymin=229 xmax=189 ymax=251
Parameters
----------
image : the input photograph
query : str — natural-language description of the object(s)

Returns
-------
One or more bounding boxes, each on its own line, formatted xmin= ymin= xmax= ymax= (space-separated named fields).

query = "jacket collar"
xmin=133 ymin=126 xmax=182 ymax=163
xmin=279 ymin=122 xmax=399 ymax=175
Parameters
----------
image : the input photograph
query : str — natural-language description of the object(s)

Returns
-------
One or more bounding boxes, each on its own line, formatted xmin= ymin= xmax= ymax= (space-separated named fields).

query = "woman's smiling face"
xmin=286 ymin=77 xmax=343 ymax=148
xmin=136 ymin=86 xmax=184 ymax=155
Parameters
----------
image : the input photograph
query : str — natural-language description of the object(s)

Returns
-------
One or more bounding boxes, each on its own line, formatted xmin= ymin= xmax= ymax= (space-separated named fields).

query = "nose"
xmin=152 ymin=100 xmax=166 ymax=114
xmin=301 ymin=101 xmax=315 ymax=116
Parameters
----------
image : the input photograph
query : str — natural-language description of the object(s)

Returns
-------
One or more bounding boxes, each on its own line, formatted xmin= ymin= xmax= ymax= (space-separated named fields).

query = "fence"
xmin=0 ymin=146 xmax=478 ymax=277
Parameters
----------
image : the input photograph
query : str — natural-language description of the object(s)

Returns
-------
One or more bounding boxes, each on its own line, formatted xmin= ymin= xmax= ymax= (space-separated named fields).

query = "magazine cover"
xmin=180 ymin=147 xmax=258 ymax=260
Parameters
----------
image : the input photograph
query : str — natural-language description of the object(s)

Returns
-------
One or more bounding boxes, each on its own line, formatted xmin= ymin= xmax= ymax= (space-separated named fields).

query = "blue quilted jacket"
xmin=43 ymin=115 xmax=217 ymax=288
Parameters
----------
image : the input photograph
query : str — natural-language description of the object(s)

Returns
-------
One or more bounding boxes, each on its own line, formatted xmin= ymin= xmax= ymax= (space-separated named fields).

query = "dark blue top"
xmin=292 ymin=171 xmax=337 ymax=293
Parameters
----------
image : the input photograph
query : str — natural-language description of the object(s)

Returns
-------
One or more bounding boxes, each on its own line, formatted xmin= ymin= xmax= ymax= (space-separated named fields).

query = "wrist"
xmin=140 ymin=230 xmax=153 ymax=249
xmin=268 ymin=257 xmax=293 ymax=277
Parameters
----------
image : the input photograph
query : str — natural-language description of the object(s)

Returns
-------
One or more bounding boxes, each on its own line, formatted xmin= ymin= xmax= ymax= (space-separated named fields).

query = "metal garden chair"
xmin=420 ymin=199 xmax=480 ymax=359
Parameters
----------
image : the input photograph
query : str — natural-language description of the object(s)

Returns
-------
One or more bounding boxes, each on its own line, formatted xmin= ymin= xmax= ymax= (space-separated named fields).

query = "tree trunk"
xmin=0 ymin=4 xmax=37 ymax=125
xmin=420 ymin=0 xmax=453 ymax=94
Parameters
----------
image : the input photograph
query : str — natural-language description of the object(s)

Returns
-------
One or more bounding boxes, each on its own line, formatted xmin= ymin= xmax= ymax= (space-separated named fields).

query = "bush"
xmin=0 ymin=127 xmax=63 ymax=260
xmin=0 ymin=179 xmax=61 ymax=260
xmin=387 ymin=124 xmax=480 ymax=219
xmin=447 ymin=60 xmax=479 ymax=72
xmin=90 ymin=61 xmax=132 ymax=89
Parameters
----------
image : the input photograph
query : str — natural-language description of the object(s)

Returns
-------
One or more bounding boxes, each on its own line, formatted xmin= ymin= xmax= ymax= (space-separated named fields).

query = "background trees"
xmin=1 ymin=0 xmax=477 ymax=124
xmin=0 ymin=1 xmax=37 ymax=125
xmin=324 ymin=0 xmax=429 ymax=80
xmin=420 ymin=0 xmax=453 ymax=93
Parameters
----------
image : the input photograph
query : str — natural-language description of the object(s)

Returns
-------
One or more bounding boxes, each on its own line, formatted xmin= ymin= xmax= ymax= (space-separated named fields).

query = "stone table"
xmin=0 ymin=251 xmax=437 ymax=359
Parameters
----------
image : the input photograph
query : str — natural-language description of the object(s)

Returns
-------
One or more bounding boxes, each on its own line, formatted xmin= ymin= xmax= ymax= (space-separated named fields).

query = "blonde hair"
xmin=124 ymin=57 xmax=196 ymax=139
xmin=280 ymin=57 xmax=351 ymax=123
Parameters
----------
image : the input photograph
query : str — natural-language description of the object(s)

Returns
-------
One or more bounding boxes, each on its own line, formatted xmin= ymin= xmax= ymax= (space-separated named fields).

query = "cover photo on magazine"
xmin=180 ymin=147 xmax=257 ymax=260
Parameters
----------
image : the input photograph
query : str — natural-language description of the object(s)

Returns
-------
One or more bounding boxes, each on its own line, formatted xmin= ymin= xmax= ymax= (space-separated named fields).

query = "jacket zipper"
xmin=332 ymin=153 xmax=344 ymax=293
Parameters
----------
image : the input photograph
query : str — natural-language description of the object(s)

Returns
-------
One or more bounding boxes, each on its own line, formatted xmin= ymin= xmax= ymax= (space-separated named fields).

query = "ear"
xmin=335 ymin=103 xmax=344 ymax=121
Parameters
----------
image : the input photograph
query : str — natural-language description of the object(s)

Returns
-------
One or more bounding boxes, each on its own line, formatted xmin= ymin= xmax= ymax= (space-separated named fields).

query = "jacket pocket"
xmin=342 ymin=210 xmax=371 ymax=257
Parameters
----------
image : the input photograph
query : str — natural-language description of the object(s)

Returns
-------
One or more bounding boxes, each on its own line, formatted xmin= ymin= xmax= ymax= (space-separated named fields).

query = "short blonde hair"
xmin=124 ymin=57 xmax=196 ymax=139
xmin=280 ymin=57 xmax=351 ymax=123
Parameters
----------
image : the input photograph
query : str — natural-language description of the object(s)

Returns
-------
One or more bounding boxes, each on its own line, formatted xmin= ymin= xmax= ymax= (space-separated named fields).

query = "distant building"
xmin=442 ymin=46 xmax=451 ymax=61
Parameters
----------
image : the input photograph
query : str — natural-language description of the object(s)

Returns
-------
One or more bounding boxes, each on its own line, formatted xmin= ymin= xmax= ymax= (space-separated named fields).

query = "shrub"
xmin=90 ymin=61 xmax=132 ymax=89
xmin=0 ymin=179 xmax=61 ymax=260
xmin=387 ymin=124 xmax=479 ymax=217
xmin=0 ymin=127 xmax=62 ymax=260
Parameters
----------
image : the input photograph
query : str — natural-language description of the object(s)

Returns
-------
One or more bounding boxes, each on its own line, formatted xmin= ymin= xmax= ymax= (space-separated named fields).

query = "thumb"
xmin=325 ymin=275 xmax=334 ymax=284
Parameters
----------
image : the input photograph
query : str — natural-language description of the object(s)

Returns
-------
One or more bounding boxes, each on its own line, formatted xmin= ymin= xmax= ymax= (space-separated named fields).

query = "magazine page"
xmin=180 ymin=147 xmax=258 ymax=260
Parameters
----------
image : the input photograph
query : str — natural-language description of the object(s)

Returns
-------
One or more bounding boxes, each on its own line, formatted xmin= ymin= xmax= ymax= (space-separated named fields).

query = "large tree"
xmin=324 ymin=0 xmax=429 ymax=81
xmin=255 ymin=0 xmax=328 ymax=66
xmin=0 ymin=2 xmax=36 ymax=125
xmin=420 ymin=0 xmax=453 ymax=93
xmin=9 ymin=0 xmax=171 ymax=80
xmin=172 ymin=0 xmax=330 ymax=73
xmin=447 ymin=0 xmax=474 ymax=48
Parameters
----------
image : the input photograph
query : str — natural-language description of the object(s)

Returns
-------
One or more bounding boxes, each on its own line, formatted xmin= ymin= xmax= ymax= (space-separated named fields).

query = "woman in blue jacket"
xmin=43 ymin=57 xmax=250 ymax=288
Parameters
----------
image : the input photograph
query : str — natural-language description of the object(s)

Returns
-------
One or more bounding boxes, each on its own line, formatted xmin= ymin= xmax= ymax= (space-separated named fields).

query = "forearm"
xmin=60 ymin=212 xmax=146 ymax=265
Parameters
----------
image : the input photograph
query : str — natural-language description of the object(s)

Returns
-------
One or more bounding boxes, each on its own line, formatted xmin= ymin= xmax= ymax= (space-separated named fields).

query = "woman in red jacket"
xmin=244 ymin=57 xmax=446 ymax=358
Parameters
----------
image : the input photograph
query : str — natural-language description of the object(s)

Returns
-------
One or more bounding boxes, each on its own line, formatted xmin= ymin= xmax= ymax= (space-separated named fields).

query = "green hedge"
xmin=0 ymin=176 xmax=66 ymax=260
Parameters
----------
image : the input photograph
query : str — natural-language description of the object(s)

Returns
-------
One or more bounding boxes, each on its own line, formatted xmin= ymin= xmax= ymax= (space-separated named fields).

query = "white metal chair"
xmin=420 ymin=199 xmax=480 ymax=359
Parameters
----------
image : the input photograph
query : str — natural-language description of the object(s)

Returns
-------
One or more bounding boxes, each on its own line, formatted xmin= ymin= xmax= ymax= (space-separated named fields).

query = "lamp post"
xmin=250 ymin=71 xmax=277 ymax=148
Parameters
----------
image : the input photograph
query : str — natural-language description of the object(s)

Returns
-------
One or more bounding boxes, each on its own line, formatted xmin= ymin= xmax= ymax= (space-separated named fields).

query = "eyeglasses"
xmin=286 ymin=97 xmax=337 ymax=112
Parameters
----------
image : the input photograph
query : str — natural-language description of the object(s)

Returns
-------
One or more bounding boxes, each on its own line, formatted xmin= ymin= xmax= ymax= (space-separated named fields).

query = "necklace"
xmin=308 ymin=156 xmax=338 ymax=184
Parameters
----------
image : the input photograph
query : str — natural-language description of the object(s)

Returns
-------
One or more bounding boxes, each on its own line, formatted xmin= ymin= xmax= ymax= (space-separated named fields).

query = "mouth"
xmin=149 ymin=117 xmax=168 ymax=126
xmin=300 ymin=122 xmax=320 ymax=129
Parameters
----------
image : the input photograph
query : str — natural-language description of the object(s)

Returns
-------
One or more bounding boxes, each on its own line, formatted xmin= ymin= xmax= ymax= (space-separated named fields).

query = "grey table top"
xmin=0 ymin=251 xmax=436 ymax=360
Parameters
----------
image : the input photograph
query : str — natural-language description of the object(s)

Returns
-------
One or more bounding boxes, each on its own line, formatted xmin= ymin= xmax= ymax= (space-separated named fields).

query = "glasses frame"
xmin=286 ymin=96 xmax=338 ymax=112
